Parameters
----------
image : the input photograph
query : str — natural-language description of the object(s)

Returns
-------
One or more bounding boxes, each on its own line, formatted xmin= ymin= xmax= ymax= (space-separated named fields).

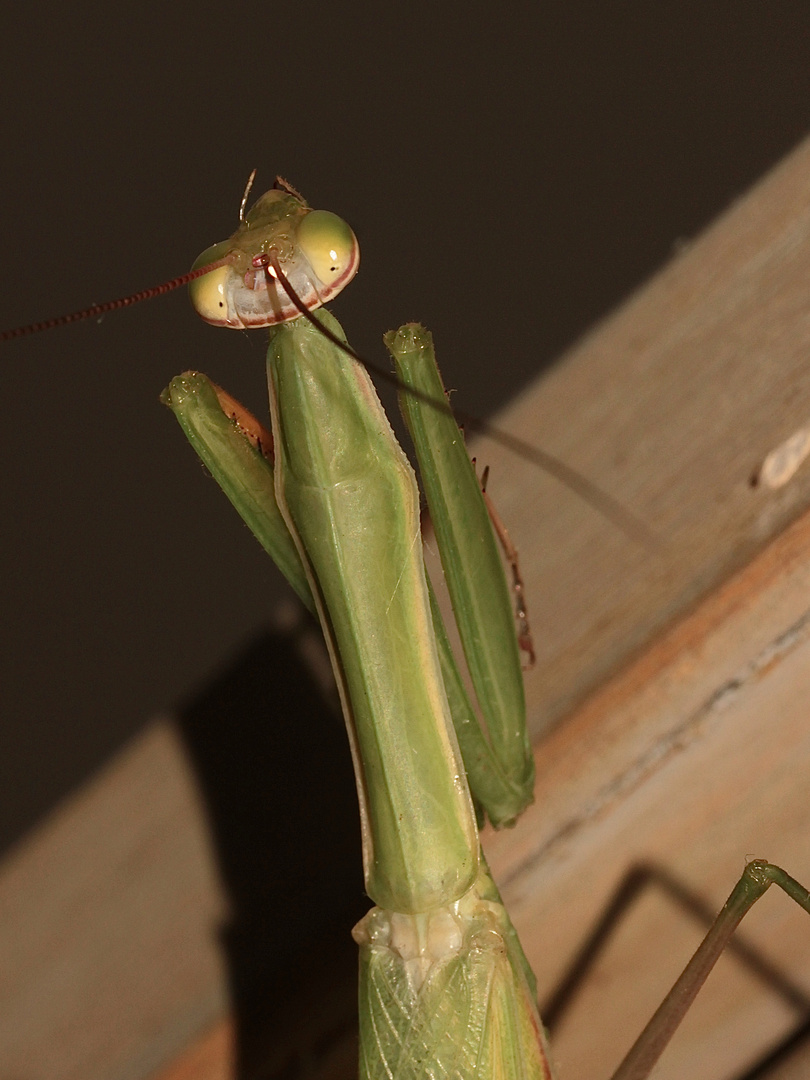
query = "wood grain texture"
xmin=486 ymin=496 xmax=810 ymax=1079
xmin=6 ymin=137 xmax=810 ymax=1080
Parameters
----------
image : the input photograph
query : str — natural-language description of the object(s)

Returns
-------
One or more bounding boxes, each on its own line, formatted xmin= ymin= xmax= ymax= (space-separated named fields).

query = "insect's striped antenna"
xmin=262 ymin=252 xmax=658 ymax=551
xmin=0 ymin=259 xmax=229 ymax=342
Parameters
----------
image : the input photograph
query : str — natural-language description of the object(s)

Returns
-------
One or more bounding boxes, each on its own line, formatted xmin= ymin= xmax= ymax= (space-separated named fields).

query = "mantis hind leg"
xmin=609 ymin=861 xmax=810 ymax=1080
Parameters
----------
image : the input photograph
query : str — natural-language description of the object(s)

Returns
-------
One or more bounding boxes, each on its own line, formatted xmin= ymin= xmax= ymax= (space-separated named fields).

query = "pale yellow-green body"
xmin=165 ymin=184 xmax=551 ymax=1079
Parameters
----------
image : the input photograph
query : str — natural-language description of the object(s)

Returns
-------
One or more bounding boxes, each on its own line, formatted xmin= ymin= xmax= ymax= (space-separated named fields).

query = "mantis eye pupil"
xmin=189 ymin=263 xmax=231 ymax=323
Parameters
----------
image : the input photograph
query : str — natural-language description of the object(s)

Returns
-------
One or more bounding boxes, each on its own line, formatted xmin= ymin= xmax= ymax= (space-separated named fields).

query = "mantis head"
xmin=189 ymin=186 xmax=360 ymax=330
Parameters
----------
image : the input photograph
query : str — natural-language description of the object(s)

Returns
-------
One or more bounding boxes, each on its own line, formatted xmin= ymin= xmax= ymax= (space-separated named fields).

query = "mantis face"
xmin=190 ymin=186 xmax=359 ymax=329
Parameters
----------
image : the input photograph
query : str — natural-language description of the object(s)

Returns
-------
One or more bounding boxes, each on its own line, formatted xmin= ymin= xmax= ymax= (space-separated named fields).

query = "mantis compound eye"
xmin=188 ymin=240 xmax=237 ymax=324
xmin=297 ymin=210 xmax=359 ymax=288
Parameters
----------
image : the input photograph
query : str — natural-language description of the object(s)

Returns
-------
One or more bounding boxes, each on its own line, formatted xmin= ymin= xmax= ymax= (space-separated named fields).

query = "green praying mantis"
xmin=6 ymin=177 xmax=810 ymax=1079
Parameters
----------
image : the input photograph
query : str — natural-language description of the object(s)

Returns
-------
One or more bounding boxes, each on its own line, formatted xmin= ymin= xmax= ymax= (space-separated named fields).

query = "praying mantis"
xmin=156 ymin=179 xmax=810 ymax=1079
xmin=6 ymin=176 xmax=810 ymax=1080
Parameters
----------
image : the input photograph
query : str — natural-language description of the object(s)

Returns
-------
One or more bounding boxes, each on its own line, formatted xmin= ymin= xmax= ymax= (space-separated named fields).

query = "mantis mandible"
xmin=6 ymin=178 xmax=810 ymax=1079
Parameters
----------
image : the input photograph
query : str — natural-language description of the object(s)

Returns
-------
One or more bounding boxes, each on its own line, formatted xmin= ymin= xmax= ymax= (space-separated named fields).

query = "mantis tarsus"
xmin=7 ymin=178 xmax=810 ymax=1079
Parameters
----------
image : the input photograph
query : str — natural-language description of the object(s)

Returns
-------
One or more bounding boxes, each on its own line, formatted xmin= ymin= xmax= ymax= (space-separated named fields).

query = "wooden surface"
xmin=487 ymin=497 xmax=810 ymax=1079
xmin=6 ymin=139 xmax=810 ymax=1079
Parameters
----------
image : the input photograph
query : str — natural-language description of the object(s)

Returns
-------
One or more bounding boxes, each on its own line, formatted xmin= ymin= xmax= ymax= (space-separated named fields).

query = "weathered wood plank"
xmin=486 ymin=496 xmax=810 ymax=1079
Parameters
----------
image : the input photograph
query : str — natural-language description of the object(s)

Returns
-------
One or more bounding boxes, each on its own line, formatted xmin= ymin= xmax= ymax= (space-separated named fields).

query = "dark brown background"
xmin=2 ymin=2 xmax=810 ymax=854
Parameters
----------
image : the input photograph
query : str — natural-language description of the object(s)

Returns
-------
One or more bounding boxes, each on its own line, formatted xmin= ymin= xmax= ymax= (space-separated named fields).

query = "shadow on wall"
xmin=175 ymin=609 xmax=365 ymax=1080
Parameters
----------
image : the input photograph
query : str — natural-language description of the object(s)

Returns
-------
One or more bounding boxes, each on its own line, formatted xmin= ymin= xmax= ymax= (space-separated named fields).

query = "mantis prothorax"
xmin=7 ymin=178 xmax=810 ymax=1079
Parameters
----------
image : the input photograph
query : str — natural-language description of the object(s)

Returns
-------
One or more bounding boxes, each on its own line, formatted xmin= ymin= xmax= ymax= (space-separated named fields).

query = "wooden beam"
xmin=487 ymin=494 xmax=810 ymax=1079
